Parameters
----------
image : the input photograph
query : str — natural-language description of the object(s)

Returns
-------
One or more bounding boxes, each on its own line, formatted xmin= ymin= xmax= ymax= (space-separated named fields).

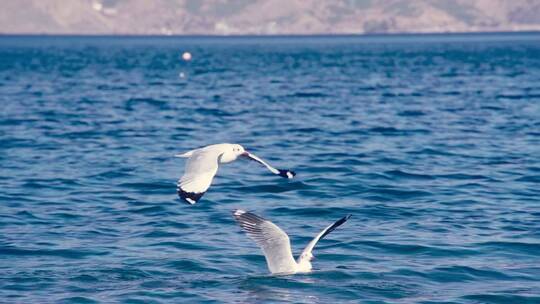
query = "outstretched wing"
xmin=298 ymin=215 xmax=351 ymax=262
xmin=177 ymin=149 xmax=221 ymax=204
xmin=232 ymin=210 xmax=297 ymax=274
xmin=242 ymin=152 xmax=296 ymax=179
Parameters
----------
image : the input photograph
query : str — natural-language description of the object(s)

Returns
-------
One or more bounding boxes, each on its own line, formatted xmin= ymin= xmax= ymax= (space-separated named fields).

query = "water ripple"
xmin=1 ymin=35 xmax=539 ymax=303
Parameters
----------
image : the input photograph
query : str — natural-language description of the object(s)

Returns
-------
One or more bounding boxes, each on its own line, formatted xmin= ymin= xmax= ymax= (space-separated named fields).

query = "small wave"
xmin=367 ymin=127 xmax=430 ymax=136
xmin=234 ymin=181 xmax=307 ymax=194
xmin=125 ymin=97 xmax=167 ymax=109
xmin=367 ymin=186 xmax=432 ymax=199
xmin=141 ymin=230 xmax=180 ymax=238
xmin=475 ymin=241 xmax=540 ymax=256
xmin=149 ymin=241 xmax=216 ymax=251
xmin=350 ymin=241 xmax=479 ymax=257
xmin=167 ymin=260 xmax=220 ymax=273
xmin=58 ymin=296 xmax=99 ymax=304
xmin=0 ymin=246 xmax=108 ymax=259
xmin=130 ymin=206 xmax=168 ymax=215
xmin=436 ymin=173 xmax=491 ymax=180
xmin=463 ymin=293 xmax=540 ymax=303
xmin=70 ymin=274 xmax=100 ymax=283
xmin=496 ymin=93 xmax=540 ymax=100
xmin=385 ymin=169 xmax=435 ymax=180
xmin=87 ymin=169 xmax=133 ymax=180
xmin=397 ymin=110 xmax=426 ymax=117
xmin=269 ymin=206 xmax=354 ymax=218
xmin=289 ymin=92 xmax=329 ymax=98
xmin=515 ymin=175 xmax=540 ymax=183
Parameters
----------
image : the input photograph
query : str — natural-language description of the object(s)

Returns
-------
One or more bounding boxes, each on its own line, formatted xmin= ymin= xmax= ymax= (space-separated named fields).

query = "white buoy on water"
xmin=182 ymin=52 xmax=192 ymax=61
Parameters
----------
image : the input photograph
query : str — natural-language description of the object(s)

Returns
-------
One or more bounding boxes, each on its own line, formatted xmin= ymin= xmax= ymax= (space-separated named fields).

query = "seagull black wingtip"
xmin=335 ymin=214 xmax=352 ymax=227
xmin=177 ymin=188 xmax=204 ymax=205
xmin=278 ymin=169 xmax=296 ymax=179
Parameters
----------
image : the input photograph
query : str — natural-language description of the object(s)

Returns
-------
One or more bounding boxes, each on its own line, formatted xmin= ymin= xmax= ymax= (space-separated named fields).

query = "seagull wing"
xmin=298 ymin=215 xmax=351 ymax=263
xmin=233 ymin=210 xmax=298 ymax=274
xmin=242 ymin=152 xmax=296 ymax=179
xmin=177 ymin=149 xmax=221 ymax=204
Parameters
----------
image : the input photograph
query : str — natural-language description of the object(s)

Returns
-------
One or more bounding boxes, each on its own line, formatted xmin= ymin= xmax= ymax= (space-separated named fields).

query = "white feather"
xmin=177 ymin=148 xmax=221 ymax=194
xmin=233 ymin=210 xmax=350 ymax=275
xmin=233 ymin=210 xmax=298 ymax=274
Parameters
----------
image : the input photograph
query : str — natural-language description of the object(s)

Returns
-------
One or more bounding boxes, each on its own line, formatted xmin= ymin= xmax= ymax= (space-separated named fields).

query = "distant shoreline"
xmin=1 ymin=30 xmax=540 ymax=38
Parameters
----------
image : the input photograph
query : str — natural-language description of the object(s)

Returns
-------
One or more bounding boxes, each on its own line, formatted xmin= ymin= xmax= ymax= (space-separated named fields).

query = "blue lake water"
xmin=0 ymin=34 xmax=539 ymax=303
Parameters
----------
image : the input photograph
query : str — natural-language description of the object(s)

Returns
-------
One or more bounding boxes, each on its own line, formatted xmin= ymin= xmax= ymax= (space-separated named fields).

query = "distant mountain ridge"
xmin=2 ymin=0 xmax=540 ymax=35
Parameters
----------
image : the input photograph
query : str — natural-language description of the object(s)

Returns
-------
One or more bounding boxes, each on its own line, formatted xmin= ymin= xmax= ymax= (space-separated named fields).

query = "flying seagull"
xmin=175 ymin=143 xmax=295 ymax=204
xmin=232 ymin=209 xmax=351 ymax=275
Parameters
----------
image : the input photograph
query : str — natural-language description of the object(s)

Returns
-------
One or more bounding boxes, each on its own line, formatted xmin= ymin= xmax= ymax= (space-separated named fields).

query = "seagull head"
xmin=231 ymin=144 xmax=245 ymax=155
xmin=219 ymin=144 xmax=246 ymax=163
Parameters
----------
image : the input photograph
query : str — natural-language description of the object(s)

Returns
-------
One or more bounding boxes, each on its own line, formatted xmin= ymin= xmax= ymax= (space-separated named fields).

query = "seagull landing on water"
xmin=232 ymin=209 xmax=351 ymax=275
xmin=175 ymin=143 xmax=296 ymax=205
